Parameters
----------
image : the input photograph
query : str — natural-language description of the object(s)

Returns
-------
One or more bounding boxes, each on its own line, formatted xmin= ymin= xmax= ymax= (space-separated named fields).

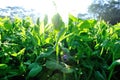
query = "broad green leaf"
xmin=78 ymin=20 xmax=91 ymax=29
xmin=69 ymin=14 xmax=78 ymax=22
xmin=60 ymin=62 xmax=73 ymax=73
xmin=36 ymin=47 xmax=54 ymax=59
xmin=8 ymin=71 xmax=18 ymax=75
xmin=95 ymin=71 xmax=105 ymax=80
xmin=61 ymin=47 xmax=70 ymax=54
xmin=20 ymin=27 xmax=26 ymax=41
xmin=45 ymin=37 xmax=51 ymax=43
xmin=45 ymin=60 xmax=63 ymax=70
xmin=61 ymin=67 xmax=73 ymax=73
xmin=0 ymin=22 xmax=4 ymax=31
xmin=59 ymin=32 xmax=73 ymax=43
xmin=80 ymin=32 xmax=92 ymax=41
xmin=31 ymin=33 xmax=40 ymax=46
xmin=0 ymin=21 xmax=3 ymax=27
xmin=114 ymin=23 xmax=120 ymax=31
xmin=4 ymin=19 xmax=12 ymax=30
xmin=23 ymin=17 xmax=33 ymax=28
xmin=112 ymin=41 xmax=120 ymax=59
xmin=11 ymin=48 xmax=25 ymax=58
xmin=108 ymin=27 xmax=113 ymax=35
xmin=28 ymin=63 xmax=38 ymax=69
xmin=11 ymin=52 xmax=18 ymax=57
xmin=33 ymin=25 xmax=40 ymax=34
xmin=52 ymin=13 xmax=64 ymax=31
xmin=7 ymin=71 xmax=19 ymax=78
xmin=101 ymin=39 xmax=113 ymax=48
xmin=36 ymin=17 xmax=40 ymax=26
xmin=18 ymin=48 xmax=25 ymax=56
xmin=108 ymin=59 xmax=120 ymax=70
xmin=87 ymin=19 xmax=97 ymax=25
xmin=44 ymin=15 xmax=48 ymax=25
xmin=40 ymin=21 xmax=44 ymax=35
xmin=28 ymin=63 xmax=42 ymax=77
xmin=56 ymin=28 xmax=66 ymax=42
xmin=0 ymin=64 xmax=8 ymax=69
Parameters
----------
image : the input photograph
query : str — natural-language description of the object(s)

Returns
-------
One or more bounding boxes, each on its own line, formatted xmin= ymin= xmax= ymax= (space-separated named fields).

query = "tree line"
xmin=88 ymin=0 xmax=120 ymax=25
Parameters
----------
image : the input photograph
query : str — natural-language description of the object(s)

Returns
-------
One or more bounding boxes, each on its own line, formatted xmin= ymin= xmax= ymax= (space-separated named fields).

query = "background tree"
xmin=88 ymin=0 xmax=120 ymax=24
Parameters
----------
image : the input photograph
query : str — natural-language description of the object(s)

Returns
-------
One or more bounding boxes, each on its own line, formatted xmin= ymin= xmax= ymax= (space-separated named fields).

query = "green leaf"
xmin=8 ymin=71 xmax=18 ymax=76
xmin=52 ymin=13 xmax=64 ymax=31
xmin=108 ymin=59 xmax=120 ymax=70
xmin=114 ymin=23 xmax=120 ymax=31
xmin=40 ymin=21 xmax=44 ymax=35
xmin=4 ymin=19 xmax=12 ymax=30
xmin=80 ymin=32 xmax=92 ymax=41
xmin=58 ymin=32 xmax=73 ymax=42
xmin=36 ymin=17 xmax=40 ymax=26
xmin=95 ymin=71 xmax=105 ymax=80
xmin=11 ymin=48 xmax=25 ymax=57
xmin=19 ymin=63 xmax=26 ymax=72
xmin=113 ymin=41 xmax=120 ymax=59
xmin=23 ymin=17 xmax=33 ymax=28
xmin=44 ymin=15 xmax=48 ymax=25
xmin=45 ymin=60 xmax=63 ymax=70
xmin=36 ymin=47 xmax=54 ymax=59
xmin=6 ymin=71 xmax=19 ymax=79
xmin=0 ymin=64 xmax=8 ymax=69
xmin=11 ymin=52 xmax=18 ymax=57
xmin=69 ymin=14 xmax=78 ymax=22
xmin=28 ymin=63 xmax=42 ymax=77
xmin=56 ymin=28 xmax=66 ymax=42
xmin=61 ymin=67 xmax=73 ymax=73
xmin=78 ymin=20 xmax=91 ymax=29
xmin=28 ymin=63 xmax=36 ymax=69
xmin=18 ymin=48 xmax=25 ymax=56
xmin=33 ymin=25 xmax=40 ymax=34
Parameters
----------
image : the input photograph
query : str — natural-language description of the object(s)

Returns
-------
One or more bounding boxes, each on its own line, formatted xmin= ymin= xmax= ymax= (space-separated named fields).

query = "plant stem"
xmin=56 ymin=43 xmax=59 ymax=63
xmin=108 ymin=51 xmax=115 ymax=80
xmin=63 ymin=73 xmax=66 ymax=80
xmin=108 ymin=68 xmax=114 ymax=80
xmin=87 ymin=68 xmax=93 ymax=80
xmin=100 ymin=47 xmax=104 ymax=56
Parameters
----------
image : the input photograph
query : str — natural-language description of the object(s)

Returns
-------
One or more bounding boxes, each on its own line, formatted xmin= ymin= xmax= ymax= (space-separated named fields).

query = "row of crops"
xmin=0 ymin=13 xmax=120 ymax=80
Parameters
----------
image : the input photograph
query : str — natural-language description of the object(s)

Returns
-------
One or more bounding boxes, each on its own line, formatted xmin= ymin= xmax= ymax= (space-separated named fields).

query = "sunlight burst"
xmin=0 ymin=0 xmax=92 ymax=22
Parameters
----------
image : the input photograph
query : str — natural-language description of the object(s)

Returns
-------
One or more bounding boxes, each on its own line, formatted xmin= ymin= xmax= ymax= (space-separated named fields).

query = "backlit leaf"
xmin=0 ymin=64 xmax=8 ymax=69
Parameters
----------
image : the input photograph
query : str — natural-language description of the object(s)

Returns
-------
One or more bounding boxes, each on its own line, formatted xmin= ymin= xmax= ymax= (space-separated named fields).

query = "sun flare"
xmin=0 ymin=0 xmax=92 ymax=22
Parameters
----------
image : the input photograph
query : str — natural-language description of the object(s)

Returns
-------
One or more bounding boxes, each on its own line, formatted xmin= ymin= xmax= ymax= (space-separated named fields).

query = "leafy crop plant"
xmin=0 ymin=14 xmax=120 ymax=80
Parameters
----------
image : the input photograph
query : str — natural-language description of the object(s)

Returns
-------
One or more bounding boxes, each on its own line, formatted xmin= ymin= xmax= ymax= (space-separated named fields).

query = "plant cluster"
xmin=0 ymin=14 xmax=120 ymax=80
